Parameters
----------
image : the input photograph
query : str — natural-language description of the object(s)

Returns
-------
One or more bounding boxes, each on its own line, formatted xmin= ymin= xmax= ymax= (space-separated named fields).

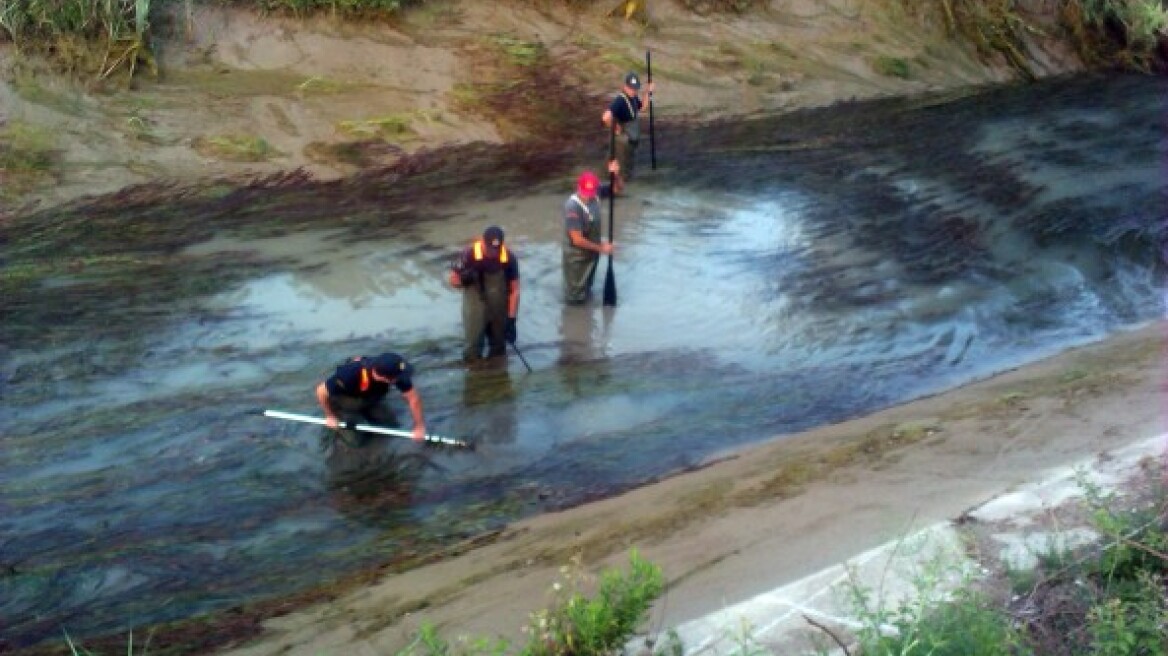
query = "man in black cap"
xmin=601 ymin=70 xmax=654 ymax=193
xmin=316 ymin=352 xmax=427 ymax=441
xmin=448 ymin=225 xmax=521 ymax=361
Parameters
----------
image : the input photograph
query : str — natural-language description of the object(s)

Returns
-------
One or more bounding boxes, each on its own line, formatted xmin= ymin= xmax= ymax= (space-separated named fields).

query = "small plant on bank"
xmin=844 ymin=544 xmax=1030 ymax=656
xmin=0 ymin=120 xmax=55 ymax=174
xmin=871 ymin=56 xmax=911 ymax=79
xmin=523 ymin=550 xmax=664 ymax=656
xmin=398 ymin=549 xmax=665 ymax=655
xmin=0 ymin=120 xmax=56 ymax=200
xmin=193 ymin=134 xmax=280 ymax=162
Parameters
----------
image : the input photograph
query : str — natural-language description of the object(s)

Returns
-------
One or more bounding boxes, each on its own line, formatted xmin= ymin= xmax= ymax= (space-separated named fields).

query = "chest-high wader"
xmin=463 ymin=242 xmax=510 ymax=359
xmin=616 ymin=93 xmax=641 ymax=181
xmin=563 ymin=194 xmax=602 ymax=304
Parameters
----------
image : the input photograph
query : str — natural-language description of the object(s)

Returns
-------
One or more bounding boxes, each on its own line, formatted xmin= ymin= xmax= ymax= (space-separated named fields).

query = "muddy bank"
xmin=210 ymin=321 xmax=1166 ymax=656
xmin=1 ymin=0 xmax=1083 ymax=212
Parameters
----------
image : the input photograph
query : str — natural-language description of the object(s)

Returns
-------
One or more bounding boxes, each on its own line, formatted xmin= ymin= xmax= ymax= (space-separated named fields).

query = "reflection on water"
xmin=1 ymin=74 xmax=1165 ymax=648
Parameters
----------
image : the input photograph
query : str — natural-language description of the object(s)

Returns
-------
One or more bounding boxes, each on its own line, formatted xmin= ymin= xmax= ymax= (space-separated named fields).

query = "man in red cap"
xmin=563 ymin=166 xmax=617 ymax=305
xmin=448 ymin=225 xmax=521 ymax=361
xmin=315 ymin=352 xmax=427 ymax=442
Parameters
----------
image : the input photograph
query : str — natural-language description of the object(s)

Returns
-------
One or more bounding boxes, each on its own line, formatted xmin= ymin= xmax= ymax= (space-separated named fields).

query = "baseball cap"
xmin=483 ymin=225 xmax=504 ymax=248
xmin=624 ymin=71 xmax=642 ymax=90
xmin=371 ymin=353 xmax=408 ymax=377
xmin=577 ymin=171 xmax=600 ymax=195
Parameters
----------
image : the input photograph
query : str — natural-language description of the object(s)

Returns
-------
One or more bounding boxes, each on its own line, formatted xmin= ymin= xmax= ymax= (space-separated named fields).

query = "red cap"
xmin=577 ymin=171 xmax=600 ymax=195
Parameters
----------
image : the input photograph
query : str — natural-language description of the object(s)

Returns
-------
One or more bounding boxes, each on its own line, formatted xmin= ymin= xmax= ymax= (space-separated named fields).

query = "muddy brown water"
xmin=2 ymin=73 xmax=1165 ymax=649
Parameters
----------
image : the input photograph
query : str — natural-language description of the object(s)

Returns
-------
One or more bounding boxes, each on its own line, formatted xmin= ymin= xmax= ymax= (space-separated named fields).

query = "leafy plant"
xmin=397 ymin=550 xmax=664 ymax=656
xmin=1087 ymin=572 xmax=1168 ymax=656
xmin=522 ymin=550 xmax=663 ymax=656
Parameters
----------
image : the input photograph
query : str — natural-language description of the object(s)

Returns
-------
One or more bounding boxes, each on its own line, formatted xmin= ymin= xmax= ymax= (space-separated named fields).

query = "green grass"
xmin=336 ymin=111 xmax=436 ymax=140
xmin=872 ymin=55 xmax=911 ymax=79
xmin=0 ymin=121 xmax=55 ymax=174
xmin=0 ymin=120 xmax=56 ymax=200
xmin=193 ymin=134 xmax=279 ymax=161
xmin=489 ymin=34 xmax=544 ymax=67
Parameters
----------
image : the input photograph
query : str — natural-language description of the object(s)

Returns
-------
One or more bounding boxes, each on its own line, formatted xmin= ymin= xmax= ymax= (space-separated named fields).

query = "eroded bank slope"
xmin=1 ymin=0 xmax=1080 ymax=211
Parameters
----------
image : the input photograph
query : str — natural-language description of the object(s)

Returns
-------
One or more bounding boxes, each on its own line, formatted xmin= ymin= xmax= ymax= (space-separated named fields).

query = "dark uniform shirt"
xmin=325 ymin=357 xmax=413 ymax=402
xmin=607 ymin=92 xmax=643 ymax=129
xmin=454 ymin=243 xmax=520 ymax=285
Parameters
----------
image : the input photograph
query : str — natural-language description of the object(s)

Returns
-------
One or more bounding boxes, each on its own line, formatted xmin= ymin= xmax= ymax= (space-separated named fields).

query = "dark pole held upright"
xmin=603 ymin=122 xmax=618 ymax=307
xmin=647 ymin=49 xmax=656 ymax=170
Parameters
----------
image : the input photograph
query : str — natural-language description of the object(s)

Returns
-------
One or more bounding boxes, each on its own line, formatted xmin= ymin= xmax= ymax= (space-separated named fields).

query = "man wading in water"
xmin=562 ymin=166 xmax=618 ymax=305
xmin=315 ymin=352 xmax=427 ymax=443
xmin=448 ymin=225 xmax=521 ymax=362
xmin=601 ymin=70 xmax=653 ymax=194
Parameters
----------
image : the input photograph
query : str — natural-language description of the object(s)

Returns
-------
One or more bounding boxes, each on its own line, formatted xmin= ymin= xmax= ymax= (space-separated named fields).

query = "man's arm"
xmin=401 ymin=387 xmax=426 ymax=441
xmin=569 ymin=229 xmax=612 ymax=254
xmin=602 ymin=95 xmax=621 ymax=132
xmin=507 ymin=278 xmax=520 ymax=318
xmin=448 ymin=249 xmax=471 ymax=288
xmin=316 ymin=382 xmax=341 ymax=429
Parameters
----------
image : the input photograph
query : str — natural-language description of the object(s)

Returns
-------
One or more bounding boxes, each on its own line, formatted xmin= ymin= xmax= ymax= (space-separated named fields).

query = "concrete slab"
xmin=655 ymin=434 xmax=1166 ymax=655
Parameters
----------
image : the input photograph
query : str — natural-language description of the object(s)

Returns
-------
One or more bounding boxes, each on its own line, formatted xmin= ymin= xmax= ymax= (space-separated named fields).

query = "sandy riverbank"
xmin=212 ymin=321 xmax=1165 ymax=654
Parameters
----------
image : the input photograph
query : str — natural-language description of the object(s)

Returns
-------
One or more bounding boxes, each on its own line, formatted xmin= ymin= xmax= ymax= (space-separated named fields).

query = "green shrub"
xmin=1087 ymin=572 xmax=1168 ymax=656
xmin=1079 ymin=0 xmax=1168 ymax=50
xmin=398 ymin=550 xmax=664 ymax=656
xmin=522 ymin=550 xmax=663 ymax=656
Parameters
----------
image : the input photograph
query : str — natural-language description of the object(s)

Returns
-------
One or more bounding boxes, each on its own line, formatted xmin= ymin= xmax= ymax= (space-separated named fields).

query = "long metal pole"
xmin=262 ymin=409 xmax=474 ymax=449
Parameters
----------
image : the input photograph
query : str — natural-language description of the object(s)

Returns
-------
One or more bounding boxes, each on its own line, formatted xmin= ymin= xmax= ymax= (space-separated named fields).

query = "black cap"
xmin=483 ymin=225 xmax=504 ymax=248
xmin=371 ymin=353 xmax=408 ymax=377
xmin=624 ymin=71 xmax=642 ymax=90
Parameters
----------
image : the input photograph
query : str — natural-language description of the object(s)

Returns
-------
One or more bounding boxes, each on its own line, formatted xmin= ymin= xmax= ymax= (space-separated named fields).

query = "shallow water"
xmin=2 ymin=73 xmax=1165 ymax=648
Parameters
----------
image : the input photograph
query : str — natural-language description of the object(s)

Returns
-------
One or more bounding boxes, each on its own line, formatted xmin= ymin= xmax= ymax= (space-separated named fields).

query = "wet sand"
xmin=215 ymin=321 xmax=1166 ymax=655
